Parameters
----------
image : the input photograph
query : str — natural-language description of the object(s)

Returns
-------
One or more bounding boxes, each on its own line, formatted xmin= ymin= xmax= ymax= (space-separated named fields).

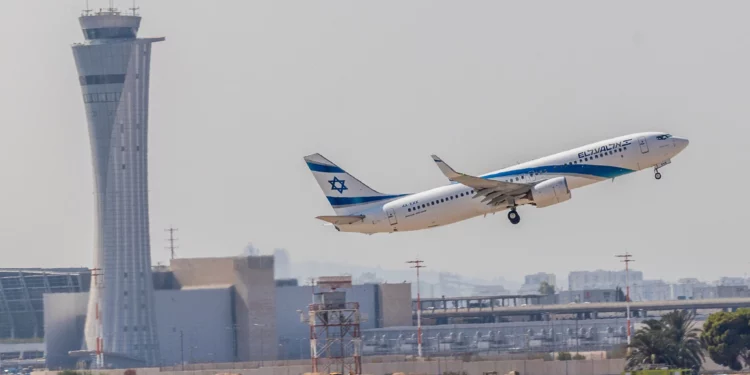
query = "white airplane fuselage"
xmin=308 ymin=132 xmax=689 ymax=234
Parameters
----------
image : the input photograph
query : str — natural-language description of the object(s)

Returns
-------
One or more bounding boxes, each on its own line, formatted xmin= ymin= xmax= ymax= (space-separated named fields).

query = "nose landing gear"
xmin=654 ymin=168 xmax=662 ymax=180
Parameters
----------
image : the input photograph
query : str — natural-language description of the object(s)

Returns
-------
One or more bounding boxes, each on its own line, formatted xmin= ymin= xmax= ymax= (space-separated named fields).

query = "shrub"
xmin=556 ymin=351 xmax=573 ymax=361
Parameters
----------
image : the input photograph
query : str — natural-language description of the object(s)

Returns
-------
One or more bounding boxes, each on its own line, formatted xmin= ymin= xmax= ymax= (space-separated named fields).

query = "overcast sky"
xmin=1 ymin=1 xmax=748 ymax=285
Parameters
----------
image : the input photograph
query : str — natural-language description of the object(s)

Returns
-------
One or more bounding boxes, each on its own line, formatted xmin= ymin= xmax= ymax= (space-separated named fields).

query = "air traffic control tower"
xmin=71 ymin=7 xmax=163 ymax=368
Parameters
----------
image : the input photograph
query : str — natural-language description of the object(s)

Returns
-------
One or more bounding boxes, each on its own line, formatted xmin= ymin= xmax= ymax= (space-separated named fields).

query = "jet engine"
xmin=530 ymin=177 xmax=571 ymax=208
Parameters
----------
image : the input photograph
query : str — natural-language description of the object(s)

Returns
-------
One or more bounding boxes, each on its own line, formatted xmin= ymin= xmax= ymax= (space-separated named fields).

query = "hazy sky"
xmin=1 ymin=1 xmax=748 ymax=285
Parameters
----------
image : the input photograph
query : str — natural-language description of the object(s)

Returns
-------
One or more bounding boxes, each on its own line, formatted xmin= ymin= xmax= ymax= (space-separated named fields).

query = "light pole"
xmin=407 ymin=258 xmax=425 ymax=358
xmin=616 ymin=252 xmax=635 ymax=349
xmin=254 ymin=323 xmax=267 ymax=365
xmin=179 ymin=329 xmax=184 ymax=370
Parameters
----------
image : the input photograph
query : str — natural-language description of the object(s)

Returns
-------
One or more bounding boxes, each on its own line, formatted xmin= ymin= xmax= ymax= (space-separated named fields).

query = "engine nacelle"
xmin=530 ymin=177 xmax=571 ymax=208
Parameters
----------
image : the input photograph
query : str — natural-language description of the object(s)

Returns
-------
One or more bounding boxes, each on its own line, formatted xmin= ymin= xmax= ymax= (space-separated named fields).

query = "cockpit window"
xmin=656 ymin=134 xmax=673 ymax=140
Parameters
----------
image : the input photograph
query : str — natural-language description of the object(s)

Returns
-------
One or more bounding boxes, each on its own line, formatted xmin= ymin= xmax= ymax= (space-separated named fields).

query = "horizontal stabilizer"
xmin=316 ymin=215 xmax=365 ymax=225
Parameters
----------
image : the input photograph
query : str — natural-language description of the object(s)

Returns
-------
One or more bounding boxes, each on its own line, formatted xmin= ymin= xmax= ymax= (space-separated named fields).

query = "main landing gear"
xmin=654 ymin=168 xmax=662 ymax=180
xmin=507 ymin=209 xmax=521 ymax=225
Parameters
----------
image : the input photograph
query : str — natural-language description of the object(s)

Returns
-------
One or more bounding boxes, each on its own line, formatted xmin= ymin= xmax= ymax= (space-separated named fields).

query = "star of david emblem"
xmin=328 ymin=176 xmax=348 ymax=194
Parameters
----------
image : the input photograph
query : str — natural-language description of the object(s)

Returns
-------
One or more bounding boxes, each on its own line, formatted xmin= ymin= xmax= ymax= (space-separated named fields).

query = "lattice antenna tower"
xmin=165 ymin=226 xmax=179 ymax=260
xmin=305 ymin=276 xmax=364 ymax=375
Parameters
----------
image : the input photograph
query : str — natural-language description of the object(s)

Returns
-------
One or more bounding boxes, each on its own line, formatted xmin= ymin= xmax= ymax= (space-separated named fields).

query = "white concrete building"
xmin=518 ymin=272 xmax=556 ymax=294
xmin=631 ymin=280 xmax=670 ymax=302
xmin=670 ymin=278 xmax=709 ymax=300
xmin=72 ymin=8 xmax=164 ymax=366
xmin=568 ymin=270 xmax=644 ymax=291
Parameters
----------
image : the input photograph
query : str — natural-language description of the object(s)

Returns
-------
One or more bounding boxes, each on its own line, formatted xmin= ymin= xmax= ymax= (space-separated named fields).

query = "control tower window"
xmin=83 ymin=27 xmax=136 ymax=40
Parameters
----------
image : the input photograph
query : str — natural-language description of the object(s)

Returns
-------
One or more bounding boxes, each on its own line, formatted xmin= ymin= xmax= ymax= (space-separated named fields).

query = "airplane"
xmin=304 ymin=132 xmax=689 ymax=234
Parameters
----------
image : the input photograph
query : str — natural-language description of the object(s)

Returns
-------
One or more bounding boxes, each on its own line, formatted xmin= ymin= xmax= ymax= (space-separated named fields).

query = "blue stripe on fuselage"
xmin=480 ymin=164 xmax=634 ymax=180
xmin=327 ymin=194 xmax=409 ymax=207
xmin=307 ymin=162 xmax=345 ymax=173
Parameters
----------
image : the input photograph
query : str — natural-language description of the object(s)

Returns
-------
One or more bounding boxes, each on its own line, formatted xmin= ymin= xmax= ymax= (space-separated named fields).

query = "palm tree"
xmin=627 ymin=319 xmax=670 ymax=368
xmin=626 ymin=310 xmax=704 ymax=373
xmin=661 ymin=310 xmax=704 ymax=372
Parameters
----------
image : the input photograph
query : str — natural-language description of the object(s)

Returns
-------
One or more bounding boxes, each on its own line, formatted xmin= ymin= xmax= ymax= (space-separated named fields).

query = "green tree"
xmin=556 ymin=351 xmax=572 ymax=361
xmin=701 ymin=309 xmax=750 ymax=371
xmin=615 ymin=286 xmax=627 ymax=302
xmin=626 ymin=310 xmax=703 ymax=373
xmin=539 ymin=281 xmax=555 ymax=295
xmin=572 ymin=353 xmax=586 ymax=360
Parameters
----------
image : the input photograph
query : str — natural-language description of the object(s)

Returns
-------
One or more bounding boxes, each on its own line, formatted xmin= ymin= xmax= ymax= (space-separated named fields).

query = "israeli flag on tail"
xmin=304 ymin=153 xmax=409 ymax=216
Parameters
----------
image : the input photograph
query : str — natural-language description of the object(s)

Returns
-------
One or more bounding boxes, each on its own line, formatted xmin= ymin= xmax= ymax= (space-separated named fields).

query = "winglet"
xmin=431 ymin=155 xmax=462 ymax=180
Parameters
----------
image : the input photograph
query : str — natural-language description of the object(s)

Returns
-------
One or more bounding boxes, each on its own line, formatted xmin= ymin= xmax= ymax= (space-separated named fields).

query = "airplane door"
xmin=638 ymin=136 xmax=649 ymax=153
xmin=386 ymin=208 xmax=398 ymax=225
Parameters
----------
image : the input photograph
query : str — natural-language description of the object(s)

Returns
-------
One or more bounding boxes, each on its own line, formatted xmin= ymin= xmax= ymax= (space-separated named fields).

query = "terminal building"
xmin=41 ymin=256 xmax=412 ymax=369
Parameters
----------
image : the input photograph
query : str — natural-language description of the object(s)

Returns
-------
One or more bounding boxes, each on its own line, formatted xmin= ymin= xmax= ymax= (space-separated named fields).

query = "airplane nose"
xmin=673 ymin=137 xmax=689 ymax=152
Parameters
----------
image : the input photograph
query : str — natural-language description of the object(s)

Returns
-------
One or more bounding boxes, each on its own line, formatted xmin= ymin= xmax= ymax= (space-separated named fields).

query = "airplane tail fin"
xmin=304 ymin=153 xmax=407 ymax=215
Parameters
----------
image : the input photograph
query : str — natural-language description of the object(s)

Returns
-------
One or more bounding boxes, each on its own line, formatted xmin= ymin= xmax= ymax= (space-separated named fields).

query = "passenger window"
xmin=624 ymin=147 xmax=627 ymax=150
xmin=408 ymin=208 xmax=411 ymax=212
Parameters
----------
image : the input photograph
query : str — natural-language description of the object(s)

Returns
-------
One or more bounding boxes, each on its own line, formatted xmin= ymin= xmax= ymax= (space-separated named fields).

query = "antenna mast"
xmin=165 ymin=226 xmax=179 ymax=260
xmin=406 ymin=258 xmax=425 ymax=358
xmin=616 ymin=252 xmax=635 ymax=349
xmin=129 ymin=0 xmax=139 ymax=16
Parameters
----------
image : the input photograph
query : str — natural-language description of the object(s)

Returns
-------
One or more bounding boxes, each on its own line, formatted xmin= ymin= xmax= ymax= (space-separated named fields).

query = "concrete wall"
xmin=155 ymin=288 xmax=233 ymax=366
xmin=33 ymin=358 xmax=630 ymax=375
xmin=44 ymin=288 xmax=234 ymax=369
xmin=274 ymin=285 xmax=311 ymax=360
xmin=170 ymin=256 xmax=277 ymax=362
xmin=43 ymin=292 xmax=88 ymax=369
xmin=378 ymin=283 xmax=412 ymax=328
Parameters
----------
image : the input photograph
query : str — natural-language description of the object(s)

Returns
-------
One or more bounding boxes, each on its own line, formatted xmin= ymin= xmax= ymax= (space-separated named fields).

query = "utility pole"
xmin=616 ymin=252 xmax=635 ymax=348
xmin=180 ymin=329 xmax=184 ymax=370
xmin=406 ymin=258 xmax=425 ymax=358
xmin=165 ymin=226 xmax=178 ymax=260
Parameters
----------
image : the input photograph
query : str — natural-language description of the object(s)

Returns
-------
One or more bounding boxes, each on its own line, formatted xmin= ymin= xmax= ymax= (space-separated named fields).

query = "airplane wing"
xmin=431 ymin=155 xmax=531 ymax=207
xmin=315 ymin=215 xmax=365 ymax=225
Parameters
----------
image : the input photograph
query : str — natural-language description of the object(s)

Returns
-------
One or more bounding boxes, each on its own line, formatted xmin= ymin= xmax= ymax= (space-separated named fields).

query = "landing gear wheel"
xmin=655 ymin=172 xmax=662 ymax=180
xmin=507 ymin=210 xmax=521 ymax=225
